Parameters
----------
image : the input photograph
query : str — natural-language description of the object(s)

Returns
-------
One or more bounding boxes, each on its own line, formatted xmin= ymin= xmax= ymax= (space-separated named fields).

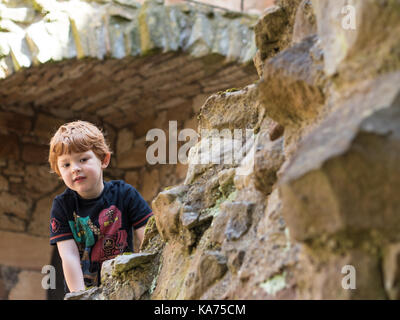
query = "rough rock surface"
xmin=77 ymin=0 xmax=400 ymax=300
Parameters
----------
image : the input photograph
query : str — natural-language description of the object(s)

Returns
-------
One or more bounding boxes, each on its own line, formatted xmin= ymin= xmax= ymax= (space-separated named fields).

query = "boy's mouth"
xmin=74 ymin=176 xmax=86 ymax=182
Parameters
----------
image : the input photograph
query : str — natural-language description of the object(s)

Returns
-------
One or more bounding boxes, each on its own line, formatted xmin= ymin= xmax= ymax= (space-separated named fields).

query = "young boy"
xmin=48 ymin=120 xmax=153 ymax=293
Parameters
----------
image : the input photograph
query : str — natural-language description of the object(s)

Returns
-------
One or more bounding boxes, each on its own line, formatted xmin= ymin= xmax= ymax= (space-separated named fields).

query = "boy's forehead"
xmin=58 ymin=150 xmax=92 ymax=161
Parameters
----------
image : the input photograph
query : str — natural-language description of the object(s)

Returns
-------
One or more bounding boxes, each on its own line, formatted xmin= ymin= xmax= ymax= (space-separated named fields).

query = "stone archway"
xmin=0 ymin=0 xmax=258 ymax=299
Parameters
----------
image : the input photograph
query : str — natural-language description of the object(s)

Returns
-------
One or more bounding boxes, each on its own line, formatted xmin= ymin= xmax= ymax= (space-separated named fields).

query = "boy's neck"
xmin=76 ymin=180 xmax=105 ymax=200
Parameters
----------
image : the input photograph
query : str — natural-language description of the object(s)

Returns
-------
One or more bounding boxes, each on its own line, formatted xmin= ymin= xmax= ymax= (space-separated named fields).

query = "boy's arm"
xmin=133 ymin=226 xmax=146 ymax=252
xmin=57 ymin=239 xmax=85 ymax=292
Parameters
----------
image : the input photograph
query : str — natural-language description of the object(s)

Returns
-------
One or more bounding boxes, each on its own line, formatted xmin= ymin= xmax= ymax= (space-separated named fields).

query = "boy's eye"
xmin=80 ymin=158 xmax=87 ymax=162
xmin=62 ymin=163 xmax=70 ymax=168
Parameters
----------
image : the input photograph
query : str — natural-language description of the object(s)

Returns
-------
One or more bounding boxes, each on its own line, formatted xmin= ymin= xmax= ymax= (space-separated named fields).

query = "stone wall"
xmin=66 ymin=0 xmax=400 ymax=300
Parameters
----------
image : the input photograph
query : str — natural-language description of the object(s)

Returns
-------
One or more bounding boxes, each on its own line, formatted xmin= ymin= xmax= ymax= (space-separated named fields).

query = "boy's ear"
xmin=101 ymin=152 xmax=111 ymax=169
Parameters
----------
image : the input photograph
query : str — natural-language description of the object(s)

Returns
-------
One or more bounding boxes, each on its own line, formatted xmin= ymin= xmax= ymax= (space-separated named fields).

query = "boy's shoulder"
xmin=107 ymin=180 xmax=145 ymax=205
xmin=53 ymin=187 xmax=75 ymax=203
xmin=53 ymin=180 xmax=138 ymax=204
xmin=106 ymin=179 xmax=138 ymax=195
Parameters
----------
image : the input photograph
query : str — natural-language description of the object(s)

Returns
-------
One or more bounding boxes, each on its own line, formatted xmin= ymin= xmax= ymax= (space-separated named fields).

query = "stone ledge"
xmin=101 ymin=252 xmax=157 ymax=281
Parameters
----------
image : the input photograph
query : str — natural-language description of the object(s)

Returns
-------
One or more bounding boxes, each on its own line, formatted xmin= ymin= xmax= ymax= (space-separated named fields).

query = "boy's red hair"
xmin=48 ymin=120 xmax=112 ymax=176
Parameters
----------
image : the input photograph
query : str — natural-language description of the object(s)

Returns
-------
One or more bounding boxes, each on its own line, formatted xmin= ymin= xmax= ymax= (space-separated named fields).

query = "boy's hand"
xmin=134 ymin=226 xmax=146 ymax=252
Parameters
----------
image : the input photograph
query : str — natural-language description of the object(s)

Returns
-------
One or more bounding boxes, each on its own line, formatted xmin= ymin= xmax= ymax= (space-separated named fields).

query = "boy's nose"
xmin=71 ymin=164 xmax=81 ymax=173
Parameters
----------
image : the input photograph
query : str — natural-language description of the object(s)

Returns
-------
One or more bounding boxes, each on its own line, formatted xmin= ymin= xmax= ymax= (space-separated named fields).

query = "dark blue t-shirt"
xmin=49 ymin=180 xmax=153 ymax=289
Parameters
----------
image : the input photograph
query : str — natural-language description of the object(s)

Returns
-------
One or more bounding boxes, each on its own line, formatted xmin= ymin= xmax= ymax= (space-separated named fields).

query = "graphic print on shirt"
xmin=50 ymin=218 xmax=60 ymax=233
xmin=91 ymin=205 xmax=128 ymax=263
xmin=68 ymin=212 xmax=96 ymax=248
xmin=68 ymin=212 xmax=99 ymax=286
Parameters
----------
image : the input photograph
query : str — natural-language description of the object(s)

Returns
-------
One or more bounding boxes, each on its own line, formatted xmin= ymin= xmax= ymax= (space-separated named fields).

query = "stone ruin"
xmin=1 ymin=0 xmax=400 ymax=300
xmin=0 ymin=0 xmax=258 ymax=299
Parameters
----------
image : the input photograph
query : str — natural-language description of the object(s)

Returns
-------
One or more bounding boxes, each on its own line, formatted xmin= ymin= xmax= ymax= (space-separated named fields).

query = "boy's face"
xmin=57 ymin=150 xmax=110 ymax=199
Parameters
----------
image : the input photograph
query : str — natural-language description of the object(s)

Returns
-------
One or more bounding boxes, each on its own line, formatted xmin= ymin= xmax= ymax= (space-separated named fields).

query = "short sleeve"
xmin=49 ymin=198 xmax=74 ymax=245
xmin=124 ymin=184 xmax=153 ymax=229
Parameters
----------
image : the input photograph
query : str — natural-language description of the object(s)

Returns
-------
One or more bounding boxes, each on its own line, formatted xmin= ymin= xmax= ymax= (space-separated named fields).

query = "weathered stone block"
xmin=8 ymin=271 xmax=47 ymax=300
xmin=0 ymin=231 xmax=52 ymax=270
xmin=224 ymin=201 xmax=254 ymax=241
xmin=0 ymin=112 xmax=31 ymax=134
xmin=383 ymin=243 xmax=400 ymax=300
xmin=175 ymin=162 xmax=188 ymax=181
xmin=180 ymin=208 xmax=199 ymax=229
xmin=280 ymin=72 xmax=400 ymax=241
xmin=100 ymin=259 xmax=114 ymax=283
xmin=192 ymin=93 xmax=210 ymax=114
xmin=269 ymin=122 xmax=284 ymax=141
xmin=33 ymin=113 xmax=65 ymax=140
xmin=25 ymin=165 xmax=61 ymax=194
xmin=217 ymin=168 xmax=235 ymax=197
xmin=64 ymin=287 xmax=103 ymax=300
xmin=259 ymin=34 xmax=325 ymax=128
xmin=253 ymin=133 xmax=285 ymax=195
xmin=113 ymin=252 xmax=157 ymax=275
xmin=0 ymin=212 xmax=25 ymax=232
xmin=152 ymin=185 xmax=188 ymax=241
xmin=292 ymin=0 xmax=316 ymax=44
xmin=117 ymin=146 xmax=147 ymax=169
xmin=254 ymin=5 xmax=288 ymax=60
xmin=226 ymin=249 xmax=246 ymax=275
xmin=28 ymin=185 xmax=64 ymax=237
xmin=125 ymin=171 xmax=139 ymax=189
xmin=298 ymin=248 xmax=386 ymax=299
xmin=0 ymin=175 xmax=8 ymax=192
xmin=140 ymin=169 xmax=160 ymax=202
xmin=198 ymin=84 xmax=260 ymax=131
xmin=0 ymin=192 xmax=30 ymax=221
xmin=0 ymin=134 xmax=19 ymax=160
xmin=184 ymin=250 xmax=228 ymax=299
xmin=311 ymin=0 xmax=400 ymax=79
xmin=116 ymin=128 xmax=135 ymax=157
xmin=22 ymin=143 xmax=48 ymax=164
